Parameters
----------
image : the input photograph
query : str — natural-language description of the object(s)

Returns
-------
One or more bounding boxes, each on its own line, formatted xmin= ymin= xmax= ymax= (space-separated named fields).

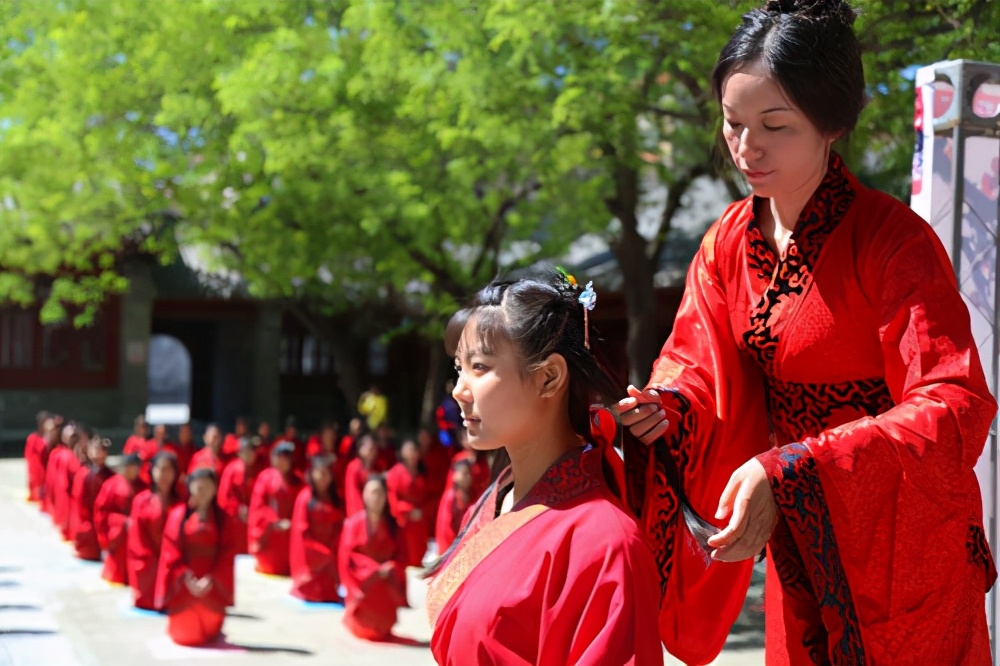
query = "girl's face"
xmin=400 ymin=441 xmax=420 ymax=467
xmin=362 ymin=480 xmax=387 ymax=515
xmin=188 ymin=477 xmax=217 ymax=509
xmin=152 ymin=458 xmax=176 ymax=491
xmin=721 ymin=61 xmax=836 ymax=201
xmin=311 ymin=464 xmax=332 ymax=493
xmin=452 ymin=465 xmax=472 ymax=492
xmin=452 ymin=318 xmax=541 ymax=452
xmin=358 ymin=438 xmax=376 ymax=464
xmin=87 ymin=440 xmax=107 ymax=467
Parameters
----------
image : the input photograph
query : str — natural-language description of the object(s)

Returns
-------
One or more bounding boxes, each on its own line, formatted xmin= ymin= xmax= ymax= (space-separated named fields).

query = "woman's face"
xmin=311 ymin=464 xmax=332 ymax=493
xmin=721 ymin=61 xmax=837 ymax=201
xmin=452 ymin=465 xmax=472 ymax=492
xmin=188 ymin=477 xmax=216 ymax=509
xmin=452 ymin=318 xmax=541 ymax=452
xmin=87 ymin=440 xmax=107 ymax=467
xmin=152 ymin=458 xmax=176 ymax=491
xmin=358 ymin=438 xmax=376 ymax=464
xmin=400 ymin=441 xmax=420 ymax=466
xmin=362 ymin=480 xmax=386 ymax=515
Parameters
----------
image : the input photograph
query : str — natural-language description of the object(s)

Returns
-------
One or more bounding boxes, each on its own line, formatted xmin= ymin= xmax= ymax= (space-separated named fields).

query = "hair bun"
xmin=765 ymin=0 xmax=857 ymax=25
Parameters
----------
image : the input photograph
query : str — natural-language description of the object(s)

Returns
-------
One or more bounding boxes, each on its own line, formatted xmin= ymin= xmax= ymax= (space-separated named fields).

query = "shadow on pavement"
xmin=0 ymin=581 xmax=20 ymax=588
xmin=0 ymin=605 xmax=42 ymax=612
xmin=0 ymin=567 xmax=22 ymax=574
xmin=224 ymin=611 xmax=263 ymax=621
xmin=223 ymin=641 xmax=315 ymax=656
xmin=382 ymin=636 xmax=431 ymax=648
xmin=0 ymin=630 xmax=56 ymax=636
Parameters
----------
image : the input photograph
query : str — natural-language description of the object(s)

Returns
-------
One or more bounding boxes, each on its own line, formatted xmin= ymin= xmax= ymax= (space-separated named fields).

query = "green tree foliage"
xmin=0 ymin=0 xmax=997 ymax=379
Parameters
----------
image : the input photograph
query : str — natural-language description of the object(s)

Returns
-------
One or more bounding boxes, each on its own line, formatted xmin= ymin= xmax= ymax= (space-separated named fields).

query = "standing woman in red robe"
xmin=188 ymin=424 xmax=225 ymax=478
xmin=163 ymin=423 xmax=196 ymax=479
xmin=56 ymin=425 xmax=88 ymax=541
xmin=426 ymin=270 xmax=663 ymax=665
xmin=619 ymin=2 xmax=998 ymax=663
xmin=434 ymin=459 xmax=472 ymax=554
xmin=247 ymin=442 xmax=302 ymax=576
xmin=70 ymin=437 xmax=115 ymax=561
xmin=221 ymin=416 xmax=248 ymax=464
xmin=217 ymin=437 xmax=260 ymax=555
xmin=417 ymin=427 xmax=449 ymax=531
xmin=155 ymin=468 xmax=237 ymax=646
xmin=338 ymin=475 xmax=407 ymax=641
xmin=127 ymin=452 xmax=183 ymax=610
xmin=385 ymin=439 xmax=430 ymax=567
xmin=289 ymin=455 xmax=345 ymax=602
xmin=95 ymin=454 xmax=146 ymax=585
xmin=44 ymin=423 xmax=76 ymax=531
xmin=343 ymin=434 xmax=379 ymax=517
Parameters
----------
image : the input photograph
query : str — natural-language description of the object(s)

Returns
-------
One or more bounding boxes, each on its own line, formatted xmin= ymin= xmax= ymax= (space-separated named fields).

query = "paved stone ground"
xmin=0 ymin=459 xmax=764 ymax=665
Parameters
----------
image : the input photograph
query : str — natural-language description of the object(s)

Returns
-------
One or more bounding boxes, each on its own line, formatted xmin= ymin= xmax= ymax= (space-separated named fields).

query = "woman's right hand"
xmin=615 ymin=385 xmax=669 ymax=445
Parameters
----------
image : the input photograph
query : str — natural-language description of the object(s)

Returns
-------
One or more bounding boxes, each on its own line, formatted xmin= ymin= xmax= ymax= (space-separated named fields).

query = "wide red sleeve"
xmin=756 ymin=207 xmax=998 ymax=651
xmin=435 ymin=489 xmax=457 ymax=550
xmin=217 ymin=461 xmax=243 ymax=517
xmin=247 ymin=471 xmax=277 ymax=551
xmin=290 ymin=488 xmax=336 ymax=575
xmin=209 ymin=511 xmax=238 ymax=607
xmin=535 ymin=513 xmax=664 ymax=666
xmin=94 ymin=477 xmax=128 ymax=551
xmin=70 ymin=468 xmax=91 ymax=536
xmin=343 ymin=461 xmax=364 ymax=518
xmin=154 ymin=504 xmax=191 ymax=609
xmin=386 ymin=465 xmax=416 ymax=521
xmin=625 ymin=211 xmax=768 ymax=665
xmin=126 ymin=494 xmax=156 ymax=568
xmin=338 ymin=516 xmax=383 ymax=599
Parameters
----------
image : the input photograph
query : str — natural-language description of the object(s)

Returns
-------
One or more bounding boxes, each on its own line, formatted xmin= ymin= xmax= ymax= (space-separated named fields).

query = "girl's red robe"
xmin=337 ymin=512 xmax=408 ymax=641
xmin=627 ymin=154 xmax=998 ymax=665
xmin=385 ymin=463 xmax=431 ymax=567
xmin=154 ymin=503 xmax=237 ymax=646
xmin=289 ymin=487 xmax=345 ymax=602
xmin=70 ymin=464 xmax=115 ymax=561
xmin=217 ymin=458 xmax=259 ymax=554
xmin=95 ymin=474 xmax=146 ymax=585
xmin=247 ymin=468 xmax=302 ymax=575
xmin=127 ymin=489 xmax=183 ymax=610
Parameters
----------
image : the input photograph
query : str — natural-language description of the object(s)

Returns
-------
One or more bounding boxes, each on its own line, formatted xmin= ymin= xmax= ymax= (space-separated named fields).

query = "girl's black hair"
xmin=711 ymin=0 xmax=866 ymax=136
xmin=427 ymin=267 xmax=635 ymax=576
xmin=151 ymin=450 xmax=182 ymax=504
xmin=362 ymin=473 xmax=398 ymax=538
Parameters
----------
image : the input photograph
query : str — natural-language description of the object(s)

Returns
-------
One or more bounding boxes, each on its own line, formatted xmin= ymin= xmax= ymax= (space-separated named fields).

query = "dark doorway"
xmin=151 ymin=319 xmax=217 ymax=423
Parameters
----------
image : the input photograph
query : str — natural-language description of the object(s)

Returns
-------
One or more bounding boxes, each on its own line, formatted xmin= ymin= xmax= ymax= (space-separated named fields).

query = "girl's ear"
xmin=535 ymin=353 xmax=569 ymax=399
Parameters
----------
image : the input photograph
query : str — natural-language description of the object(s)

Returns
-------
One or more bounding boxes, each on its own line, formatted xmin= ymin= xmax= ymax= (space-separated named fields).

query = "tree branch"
xmin=470 ymin=180 xmax=542 ymax=279
xmin=648 ymin=164 xmax=706 ymax=266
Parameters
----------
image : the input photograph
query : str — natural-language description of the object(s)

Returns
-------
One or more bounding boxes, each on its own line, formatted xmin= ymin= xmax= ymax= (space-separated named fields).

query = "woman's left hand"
xmin=706 ymin=458 xmax=778 ymax=562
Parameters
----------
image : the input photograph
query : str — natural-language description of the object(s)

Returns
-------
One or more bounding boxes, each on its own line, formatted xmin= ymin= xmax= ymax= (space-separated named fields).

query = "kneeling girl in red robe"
xmin=434 ymin=458 xmax=472 ymax=553
xmin=338 ymin=475 xmax=407 ymax=641
xmin=247 ymin=441 xmax=302 ymax=575
xmin=289 ymin=455 xmax=345 ymax=602
xmin=425 ymin=270 xmax=663 ymax=665
xmin=217 ymin=438 xmax=261 ymax=555
xmin=70 ymin=436 xmax=115 ymax=561
xmin=155 ymin=467 xmax=237 ymax=646
xmin=95 ymin=453 xmax=146 ymax=585
xmin=385 ymin=439 xmax=431 ymax=567
xmin=127 ymin=452 xmax=184 ymax=610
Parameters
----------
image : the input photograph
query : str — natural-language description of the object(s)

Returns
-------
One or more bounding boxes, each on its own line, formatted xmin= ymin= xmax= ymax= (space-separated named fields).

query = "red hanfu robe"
xmin=154 ymin=504 xmax=237 ymax=646
xmin=445 ymin=450 xmax=490 ymax=501
xmin=630 ymin=154 xmax=998 ymax=665
xmin=188 ymin=448 xmax=224 ymax=478
xmin=434 ymin=486 xmax=470 ymax=553
xmin=343 ymin=458 xmax=375 ymax=518
xmin=338 ymin=512 xmax=407 ymax=641
xmin=385 ymin=463 xmax=430 ymax=567
xmin=247 ymin=468 xmax=302 ymax=575
xmin=127 ymin=490 xmax=182 ymax=610
xmin=70 ymin=464 xmax=115 ymax=560
xmin=217 ymin=458 xmax=259 ymax=554
xmin=421 ymin=442 xmax=450 ymax=531
xmin=95 ymin=474 xmax=146 ymax=585
xmin=427 ymin=446 xmax=663 ymax=665
xmin=25 ymin=432 xmax=45 ymax=503
xmin=221 ymin=433 xmax=241 ymax=463
xmin=374 ymin=446 xmax=396 ymax=473
xmin=54 ymin=454 xmax=83 ymax=541
xmin=43 ymin=446 xmax=69 ymax=521
xmin=289 ymin=487 xmax=345 ymax=602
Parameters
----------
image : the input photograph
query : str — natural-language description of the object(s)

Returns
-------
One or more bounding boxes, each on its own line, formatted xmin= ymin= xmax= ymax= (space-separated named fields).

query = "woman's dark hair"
xmin=186 ymin=466 xmax=218 ymax=491
xmin=361 ymin=473 xmax=398 ymax=538
xmin=307 ymin=454 xmax=339 ymax=509
xmin=151 ymin=451 xmax=182 ymax=503
xmin=398 ymin=437 xmax=427 ymax=476
xmin=711 ymin=0 xmax=866 ymax=136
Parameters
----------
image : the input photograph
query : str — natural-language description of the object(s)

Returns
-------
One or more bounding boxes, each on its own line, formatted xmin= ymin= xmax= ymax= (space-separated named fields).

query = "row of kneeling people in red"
xmin=24 ymin=414 xmax=488 ymax=644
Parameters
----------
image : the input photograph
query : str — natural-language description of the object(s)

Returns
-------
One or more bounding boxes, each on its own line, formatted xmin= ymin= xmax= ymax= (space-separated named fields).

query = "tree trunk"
xmin=611 ymin=221 xmax=660 ymax=387
xmin=420 ymin=342 xmax=445 ymax=426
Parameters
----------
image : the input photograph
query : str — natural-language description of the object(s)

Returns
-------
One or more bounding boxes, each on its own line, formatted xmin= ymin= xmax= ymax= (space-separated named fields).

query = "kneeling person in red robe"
xmin=248 ymin=442 xmax=302 ymax=575
xmin=95 ymin=453 xmax=146 ymax=585
xmin=434 ymin=458 xmax=473 ymax=554
xmin=128 ymin=452 xmax=184 ymax=610
xmin=71 ymin=436 xmax=115 ymax=561
xmin=290 ymin=456 xmax=345 ymax=602
xmin=338 ymin=475 xmax=407 ymax=641
xmin=217 ymin=437 xmax=261 ymax=555
xmin=155 ymin=468 xmax=237 ymax=646
xmin=386 ymin=439 xmax=431 ymax=567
